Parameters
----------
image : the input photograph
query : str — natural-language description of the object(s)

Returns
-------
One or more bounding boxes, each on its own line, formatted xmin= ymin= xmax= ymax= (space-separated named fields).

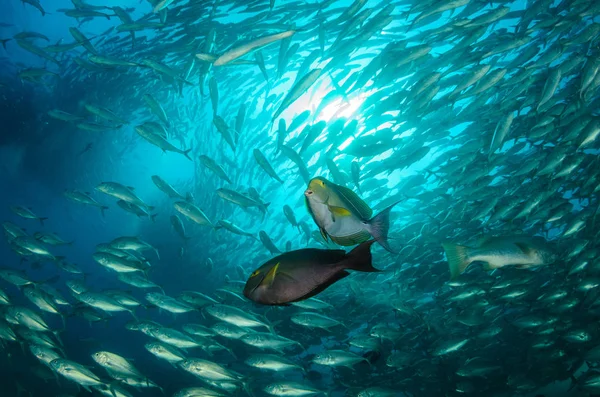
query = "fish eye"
xmin=320 ymin=181 xmax=325 ymax=186
xmin=250 ymin=270 xmax=260 ymax=277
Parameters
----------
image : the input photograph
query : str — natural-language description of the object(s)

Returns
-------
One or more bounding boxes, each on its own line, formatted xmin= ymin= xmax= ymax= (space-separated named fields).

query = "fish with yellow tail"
xmin=304 ymin=176 xmax=399 ymax=252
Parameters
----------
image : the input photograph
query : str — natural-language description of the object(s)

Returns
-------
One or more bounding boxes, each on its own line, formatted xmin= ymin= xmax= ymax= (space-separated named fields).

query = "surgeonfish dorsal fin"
xmin=334 ymin=184 xmax=373 ymax=220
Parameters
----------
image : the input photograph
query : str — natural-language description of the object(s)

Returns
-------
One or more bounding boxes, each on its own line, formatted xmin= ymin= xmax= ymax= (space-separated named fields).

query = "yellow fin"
xmin=263 ymin=262 xmax=279 ymax=287
xmin=442 ymin=243 xmax=471 ymax=279
xmin=328 ymin=206 xmax=352 ymax=217
xmin=335 ymin=184 xmax=373 ymax=219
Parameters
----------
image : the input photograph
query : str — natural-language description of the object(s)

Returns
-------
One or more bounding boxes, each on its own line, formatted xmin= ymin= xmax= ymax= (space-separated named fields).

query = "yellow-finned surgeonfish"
xmin=304 ymin=176 xmax=399 ymax=252
xmin=244 ymin=240 xmax=378 ymax=306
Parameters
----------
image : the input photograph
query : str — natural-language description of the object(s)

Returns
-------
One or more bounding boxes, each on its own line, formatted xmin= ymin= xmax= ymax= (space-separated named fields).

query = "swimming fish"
xmin=304 ymin=177 xmax=398 ymax=252
xmin=244 ymin=240 xmax=378 ymax=305
xmin=442 ymin=236 xmax=557 ymax=279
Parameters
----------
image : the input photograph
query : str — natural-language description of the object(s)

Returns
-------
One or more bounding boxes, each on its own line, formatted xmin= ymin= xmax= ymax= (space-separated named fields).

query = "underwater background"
xmin=1 ymin=0 xmax=600 ymax=396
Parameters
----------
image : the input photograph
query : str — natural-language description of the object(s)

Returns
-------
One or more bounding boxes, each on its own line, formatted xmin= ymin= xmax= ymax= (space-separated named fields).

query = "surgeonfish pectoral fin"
xmin=263 ymin=262 xmax=279 ymax=288
xmin=328 ymin=205 xmax=351 ymax=216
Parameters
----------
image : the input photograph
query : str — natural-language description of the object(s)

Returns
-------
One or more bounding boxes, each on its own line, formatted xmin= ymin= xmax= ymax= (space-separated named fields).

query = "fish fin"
xmin=340 ymin=240 xmax=379 ymax=272
xmin=263 ymin=262 xmax=279 ymax=287
xmin=335 ymin=184 xmax=373 ymax=219
xmin=328 ymin=205 xmax=352 ymax=217
xmin=330 ymin=230 xmax=370 ymax=246
xmin=127 ymin=186 xmax=135 ymax=190
xmin=514 ymin=242 xmax=534 ymax=256
xmin=365 ymin=201 xmax=400 ymax=253
xmin=100 ymin=206 xmax=108 ymax=217
xmin=128 ymin=309 xmax=138 ymax=322
xmin=150 ymin=214 xmax=158 ymax=223
xmin=183 ymin=148 xmax=192 ymax=161
xmin=39 ymin=217 xmax=48 ymax=226
xmin=442 ymin=243 xmax=472 ymax=279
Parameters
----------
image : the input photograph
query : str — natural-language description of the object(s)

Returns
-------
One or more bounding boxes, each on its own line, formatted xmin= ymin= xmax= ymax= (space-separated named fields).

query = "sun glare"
xmin=316 ymin=93 xmax=366 ymax=123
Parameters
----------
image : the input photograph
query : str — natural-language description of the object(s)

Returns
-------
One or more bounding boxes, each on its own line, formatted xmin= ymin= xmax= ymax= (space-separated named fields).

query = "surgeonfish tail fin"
xmin=442 ymin=243 xmax=471 ymax=279
xmin=100 ymin=206 xmax=109 ymax=217
xmin=39 ymin=217 xmax=48 ymax=226
xmin=366 ymin=201 xmax=400 ymax=253
xmin=342 ymin=240 xmax=379 ymax=272
xmin=150 ymin=214 xmax=158 ymax=223
xmin=183 ymin=148 xmax=192 ymax=161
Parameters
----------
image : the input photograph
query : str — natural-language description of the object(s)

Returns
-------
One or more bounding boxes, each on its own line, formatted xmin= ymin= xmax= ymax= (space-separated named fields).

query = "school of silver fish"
xmin=2 ymin=0 xmax=600 ymax=396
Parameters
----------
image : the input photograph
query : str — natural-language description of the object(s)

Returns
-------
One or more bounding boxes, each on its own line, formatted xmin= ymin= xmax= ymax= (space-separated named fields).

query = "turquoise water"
xmin=1 ymin=0 xmax=600 ymax=396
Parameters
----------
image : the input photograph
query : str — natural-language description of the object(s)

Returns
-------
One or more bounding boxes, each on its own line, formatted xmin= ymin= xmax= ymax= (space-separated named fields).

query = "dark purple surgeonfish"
xmin=243 ymin=240 xmax=379 ymax=306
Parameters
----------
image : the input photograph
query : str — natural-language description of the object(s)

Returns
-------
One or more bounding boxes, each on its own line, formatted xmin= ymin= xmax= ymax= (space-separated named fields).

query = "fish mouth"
xmin=304 ymin=189 xmax=314 ymax=197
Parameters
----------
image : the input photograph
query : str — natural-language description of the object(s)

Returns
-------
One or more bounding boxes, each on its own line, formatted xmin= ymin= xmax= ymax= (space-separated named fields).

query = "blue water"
xmin=2 ymin=0 xmax=600 ymax=396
